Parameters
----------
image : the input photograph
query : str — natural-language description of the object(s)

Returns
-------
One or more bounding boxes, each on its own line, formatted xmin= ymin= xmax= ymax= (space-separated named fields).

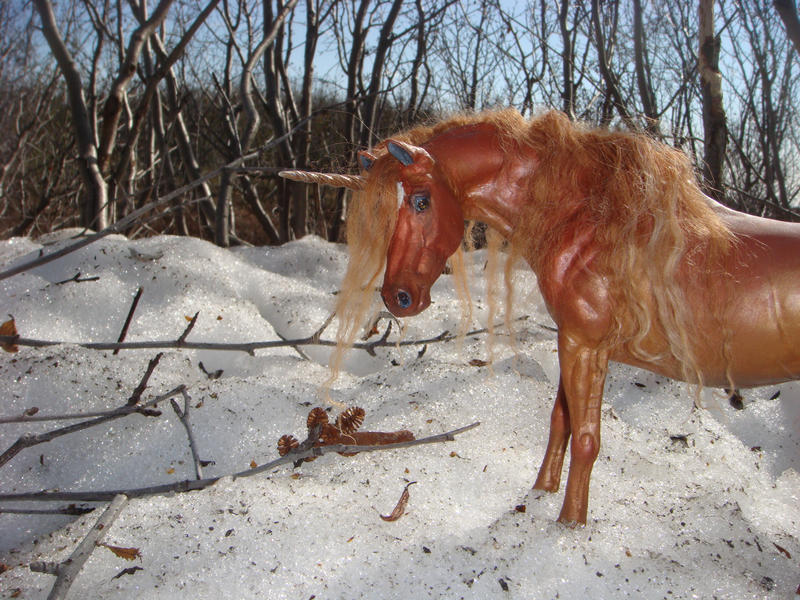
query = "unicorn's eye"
xmin=411 ymin=193 xmax=430 ymax=213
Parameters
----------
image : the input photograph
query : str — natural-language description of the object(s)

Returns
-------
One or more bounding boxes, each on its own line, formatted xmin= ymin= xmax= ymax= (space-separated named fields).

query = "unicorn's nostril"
xmin=396 ymin=290 xmax=412 ymax=309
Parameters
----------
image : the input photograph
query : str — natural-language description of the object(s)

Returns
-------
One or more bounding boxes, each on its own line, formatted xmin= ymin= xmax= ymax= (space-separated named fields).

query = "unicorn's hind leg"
xmin=533 ymin=380 xmax=570 ymax=492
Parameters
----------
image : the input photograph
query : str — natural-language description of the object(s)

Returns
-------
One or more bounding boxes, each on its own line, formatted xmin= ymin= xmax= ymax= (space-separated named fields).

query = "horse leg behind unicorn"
xmin=280 ymin=109 xmax=800 ymax=526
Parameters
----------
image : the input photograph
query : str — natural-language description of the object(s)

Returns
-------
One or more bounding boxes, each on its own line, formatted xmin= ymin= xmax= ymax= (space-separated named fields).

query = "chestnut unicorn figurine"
xmin=281 ymin=109 xmax=800 ymax=525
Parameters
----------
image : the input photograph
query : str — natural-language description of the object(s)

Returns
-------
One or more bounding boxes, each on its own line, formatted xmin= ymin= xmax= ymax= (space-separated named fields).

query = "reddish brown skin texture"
xmin=376 ymin=122 xmax=800 ymax=526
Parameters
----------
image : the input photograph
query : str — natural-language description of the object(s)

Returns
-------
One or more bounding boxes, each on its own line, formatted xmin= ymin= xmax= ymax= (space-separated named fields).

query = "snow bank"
xmin=0 ymin=233 xmax=797 ymax=598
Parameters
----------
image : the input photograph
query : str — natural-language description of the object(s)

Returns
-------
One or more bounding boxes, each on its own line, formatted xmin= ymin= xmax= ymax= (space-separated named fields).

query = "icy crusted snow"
xmin=0 ymin=232 xmax=798 ymax=599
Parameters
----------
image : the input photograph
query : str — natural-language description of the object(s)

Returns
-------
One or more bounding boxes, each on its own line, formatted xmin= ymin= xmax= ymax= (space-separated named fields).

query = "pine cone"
xmin=337 ymin=406 xmax=365 ymax=434
xmin=306 ymin=407 xmax=329 ymax=430
xmin=277 ymin=434 xmax=299 ymax=456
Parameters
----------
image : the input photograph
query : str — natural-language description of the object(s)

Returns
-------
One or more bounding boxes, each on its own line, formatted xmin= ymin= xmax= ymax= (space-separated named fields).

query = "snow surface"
xmin=0 ymin=231 xmax=798 ymax=599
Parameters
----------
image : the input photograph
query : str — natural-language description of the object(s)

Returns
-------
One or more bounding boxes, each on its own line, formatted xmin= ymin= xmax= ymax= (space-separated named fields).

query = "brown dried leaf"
xmin=380 ymin=482 xmax=416 ymax=522
xmin=775 ymin=543 xmax=792 ymax=559
xmin=468 ymin=358 xmax=488 ymax=367
xmin=0 ymin=317 xmax=19 ymax=353
xmin=319 ymin=423 xmax=341 ymax=444
xmin=99 ymin=543 xmax=141 ymax=561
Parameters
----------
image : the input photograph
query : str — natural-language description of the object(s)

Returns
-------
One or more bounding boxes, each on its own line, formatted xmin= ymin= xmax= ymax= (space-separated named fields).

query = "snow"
xmin=0 ymin=231 xmax=798 ymax=599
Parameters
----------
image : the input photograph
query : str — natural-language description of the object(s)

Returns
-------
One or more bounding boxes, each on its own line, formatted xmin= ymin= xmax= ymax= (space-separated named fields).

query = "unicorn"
xmin=281 ymin=109 xmax=800 ymax=525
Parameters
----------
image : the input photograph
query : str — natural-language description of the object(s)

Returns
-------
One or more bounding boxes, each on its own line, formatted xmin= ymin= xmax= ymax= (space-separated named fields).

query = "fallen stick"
xmin=30 ymin=494 xmax=128 ymax=600
xmin=170 ymin=389 xmax=205 ymax=480
xmin=0 ymin=384 xmax=185 ymax=469
xmin=0 ymin=422 xmax=480 ymax=503
xmin=113 ymin=287 xmax=143 ymax=355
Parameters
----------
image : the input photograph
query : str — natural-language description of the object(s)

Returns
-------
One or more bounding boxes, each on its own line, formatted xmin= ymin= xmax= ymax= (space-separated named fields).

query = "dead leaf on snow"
xmin=0 ymin=316 xmax=19 ymax=353
xmin=98 ymin=542 xmax=141 ymax=561
xmin=380 ymin=482 xmax=417 ymax=522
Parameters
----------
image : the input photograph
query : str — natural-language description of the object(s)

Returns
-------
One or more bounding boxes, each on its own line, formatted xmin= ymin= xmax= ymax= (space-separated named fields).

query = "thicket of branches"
xmin=1 ymin=0 xmax=799 ymax=246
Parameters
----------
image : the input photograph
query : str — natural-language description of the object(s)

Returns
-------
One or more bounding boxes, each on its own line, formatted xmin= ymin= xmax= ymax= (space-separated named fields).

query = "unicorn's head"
xmin=358 ymin=141 xmax=464 ymax=317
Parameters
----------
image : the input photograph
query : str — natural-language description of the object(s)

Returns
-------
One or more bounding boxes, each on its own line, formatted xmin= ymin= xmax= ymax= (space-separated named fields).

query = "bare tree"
xmin=632 ymin=0 xmax=660 ymax=134
xmin=210 ymin=0 xmax=299 ymax=247
xmin=590 ymin=0 xmax=636 ymax=128
xmin=6 ymin=0 xmax=798 ymax=244
xmin=33 ymin=0 xmax=109 ymax=230
xmin=698 ymin=0 xmax=727 ymax=203
xmin=723 ymin=0 xmax=799 ymax=217
xmin=558 ymin=0 xmax=579 ymax=119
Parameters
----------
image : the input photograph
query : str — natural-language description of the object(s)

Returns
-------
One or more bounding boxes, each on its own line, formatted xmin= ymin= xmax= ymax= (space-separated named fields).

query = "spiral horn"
xmin=279 ymin=170 xmax=366 ymax=190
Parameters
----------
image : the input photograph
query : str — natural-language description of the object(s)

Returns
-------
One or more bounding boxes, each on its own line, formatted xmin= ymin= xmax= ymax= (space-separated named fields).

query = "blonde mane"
xmin=329 ymin=109 xmax=733 ymax=389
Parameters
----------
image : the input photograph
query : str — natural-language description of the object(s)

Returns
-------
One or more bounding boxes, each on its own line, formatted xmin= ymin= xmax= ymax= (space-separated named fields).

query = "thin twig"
xmin=113 ymin=287 xmax=143 ymax=355
xmin=29 ymin=561 xmax=60 ymax=576
xmin=177 ymin=312 xmax=199 ymax=345
xmin=127 ymin=353 xmax=163 ymax=405
xmin=309 ymin=311 xmax=335 ymax=344
xmin=30 ymin=494 xmax=128 ymax=600
xmin=0 ymin=505 xmax=94 ymax=515
xmin=0 ymin=422 xmax=480 ymax=503
xmin=54 ymin=273 xmax=101 ymax=285
xmin=0 ymin=384 xmax=185 ymax=469
xmin=0 ymin=403 xmax=169 ymax=424
xmin=170 ymin=389 xmax=204 ymax=479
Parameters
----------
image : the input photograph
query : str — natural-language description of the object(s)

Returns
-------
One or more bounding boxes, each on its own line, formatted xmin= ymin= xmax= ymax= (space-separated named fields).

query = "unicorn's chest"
xmin=533 ymin=236 xmax=615 ymax=344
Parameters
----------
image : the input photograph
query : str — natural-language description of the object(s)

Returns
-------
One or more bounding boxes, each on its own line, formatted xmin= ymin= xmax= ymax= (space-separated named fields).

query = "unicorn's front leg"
xmin=555 ymin=333 xmax=609 ymax=526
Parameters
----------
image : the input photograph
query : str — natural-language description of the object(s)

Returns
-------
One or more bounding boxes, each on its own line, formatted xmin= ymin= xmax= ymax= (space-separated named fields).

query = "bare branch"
xmin=30 ymin=494 xmax=128 ymax=600
xmin=0 ymin=384 xmax=184 ymax=469
xmin=0 ymin=316 xmax=537 ymax=356
xmin=32 ymin=0 xmax=108 ymax=230
xmin=170 ymin=389 xmax=205 ymax=480
xmin=113 ymin=286 xmax=144 ymax=355
xmin=0 ymin=423 xmax=480 ymax=504
xmin=96 ymin=0 xmax=176 ymax=173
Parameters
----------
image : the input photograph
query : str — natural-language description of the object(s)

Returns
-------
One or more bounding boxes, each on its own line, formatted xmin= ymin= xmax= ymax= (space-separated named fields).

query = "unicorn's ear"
xmin=387 ymin=140 xmax=414 ymax=166
xmin=358 ymin=150 xmax=376 ymax=171
xmin=386 ymin=139 xmax=434 ymax=172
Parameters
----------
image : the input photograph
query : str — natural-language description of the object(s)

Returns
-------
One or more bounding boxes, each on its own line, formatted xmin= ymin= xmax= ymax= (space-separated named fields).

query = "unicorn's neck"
xmin=425 ymin=123 xmax=536 ymax=239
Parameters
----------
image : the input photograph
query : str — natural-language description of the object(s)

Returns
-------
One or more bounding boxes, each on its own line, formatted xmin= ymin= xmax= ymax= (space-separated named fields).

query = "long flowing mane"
xmin=513 ymin=111 xmax=733 ymax=384
xmin=329 ymin=109 xmax=734 ymax=388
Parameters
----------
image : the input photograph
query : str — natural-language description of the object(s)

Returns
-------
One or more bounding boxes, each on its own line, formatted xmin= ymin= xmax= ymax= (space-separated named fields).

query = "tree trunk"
xmin=774 ymin=0 xmax=800 ymax=54
xmin=698 ymin=0 xmax=727 ymax=203
xmin=33 ymin=0 xmax=108 ymax=231
xmin=632 ymin=0 xmax=660 ymax=135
